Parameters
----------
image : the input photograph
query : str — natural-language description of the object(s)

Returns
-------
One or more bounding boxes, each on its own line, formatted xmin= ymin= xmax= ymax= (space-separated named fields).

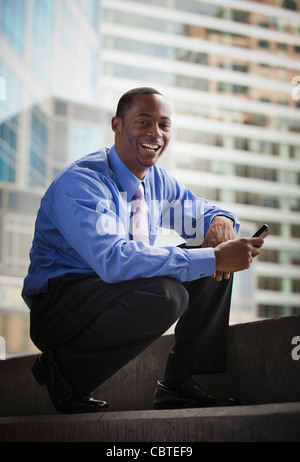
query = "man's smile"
xmin=140 ymin=142 xmax=162 ymax=153
xmin=140 ymin=141 xmax=163 ymax=154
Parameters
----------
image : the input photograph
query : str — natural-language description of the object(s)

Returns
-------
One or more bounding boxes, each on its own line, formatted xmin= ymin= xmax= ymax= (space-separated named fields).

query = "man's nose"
xmin=147 ymin=123 xmax=162 ymax=138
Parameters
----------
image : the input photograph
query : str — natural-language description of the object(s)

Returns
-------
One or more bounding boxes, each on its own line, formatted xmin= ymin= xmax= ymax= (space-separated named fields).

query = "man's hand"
xmin=202 ymin=216 xmax=236 ymax=281
xmin=214 ymin=237 xmax=264 ymax=276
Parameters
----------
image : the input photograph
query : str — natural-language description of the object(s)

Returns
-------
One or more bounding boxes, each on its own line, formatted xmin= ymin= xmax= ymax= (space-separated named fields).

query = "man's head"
xmin=112 ymin=87 xmax=172 ymax=179
xmin=115 ymin=87 xmax=163 ymax=120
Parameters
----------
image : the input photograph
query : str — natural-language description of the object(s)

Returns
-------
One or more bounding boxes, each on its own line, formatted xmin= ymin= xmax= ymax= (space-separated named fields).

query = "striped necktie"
xmin=131 ymin=184 xmax=149 ymax=244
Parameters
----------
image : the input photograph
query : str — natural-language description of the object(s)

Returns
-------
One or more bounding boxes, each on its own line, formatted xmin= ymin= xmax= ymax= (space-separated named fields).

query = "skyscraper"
xmin=1 ymin=0 xmax=300 ymax=356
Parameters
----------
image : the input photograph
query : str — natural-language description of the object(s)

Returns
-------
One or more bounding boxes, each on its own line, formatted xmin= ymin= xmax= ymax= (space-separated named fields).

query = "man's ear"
xmin=111 ymin=116 xmax=122 ymax=134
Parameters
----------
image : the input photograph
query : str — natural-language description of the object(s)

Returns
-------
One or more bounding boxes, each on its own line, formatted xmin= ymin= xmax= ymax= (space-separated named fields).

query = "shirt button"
xmin=200 ymin=273 xmax=205 ymax=277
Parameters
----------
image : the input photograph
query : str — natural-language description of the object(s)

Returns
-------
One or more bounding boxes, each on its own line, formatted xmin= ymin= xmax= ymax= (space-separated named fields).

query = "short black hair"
xmin=115 ymin=87 xmax=163 ymax=120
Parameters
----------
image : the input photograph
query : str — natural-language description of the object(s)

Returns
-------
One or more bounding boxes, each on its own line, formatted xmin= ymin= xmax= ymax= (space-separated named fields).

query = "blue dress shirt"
xmin=22 ymin=145 xmax=239 ymax=307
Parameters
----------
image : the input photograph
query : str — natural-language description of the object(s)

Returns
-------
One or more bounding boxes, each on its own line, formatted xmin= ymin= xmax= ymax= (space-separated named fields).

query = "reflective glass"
xmin=1 ymin=0 xmax=26 ymax=55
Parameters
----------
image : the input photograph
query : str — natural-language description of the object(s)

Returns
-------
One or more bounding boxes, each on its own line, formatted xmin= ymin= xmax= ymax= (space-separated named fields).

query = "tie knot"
xmin=134 ymin=184 xmax=144 ymax=199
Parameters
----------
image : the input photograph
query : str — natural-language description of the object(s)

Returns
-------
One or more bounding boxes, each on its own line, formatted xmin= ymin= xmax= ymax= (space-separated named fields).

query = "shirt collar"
xmin=108 ymin=145 xmax=146 ymax=201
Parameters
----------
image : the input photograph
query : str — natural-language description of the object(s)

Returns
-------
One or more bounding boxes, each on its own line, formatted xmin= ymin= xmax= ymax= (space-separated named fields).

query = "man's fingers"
xmin=251 ymin=237 xmax=264 ymax=248
xmin=250 ymin=237 xmax=264 ymax=258
xmin=214 ymin=237 xmax=265 ymax=274
xmin=216 ymin=271 xmax=222 ymax=281
xmin=212 ymin=271 xmax=231 ymax=282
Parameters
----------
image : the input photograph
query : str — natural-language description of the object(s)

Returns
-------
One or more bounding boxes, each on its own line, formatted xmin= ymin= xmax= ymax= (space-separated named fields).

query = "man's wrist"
xmin=212 ymin=215 xmax=235 ymax=227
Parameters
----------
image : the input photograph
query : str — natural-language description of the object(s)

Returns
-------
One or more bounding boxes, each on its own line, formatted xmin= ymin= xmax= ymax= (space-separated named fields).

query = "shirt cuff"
xmin=186 ymin=247 xmax=216 ymax=281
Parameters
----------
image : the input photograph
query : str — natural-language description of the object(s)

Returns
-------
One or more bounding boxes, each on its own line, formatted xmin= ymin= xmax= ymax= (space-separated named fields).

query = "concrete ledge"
xmin=1 ymin=403 xmax=300 ymax=442
xmin=0 ymin=315 xmax=299 ymax=417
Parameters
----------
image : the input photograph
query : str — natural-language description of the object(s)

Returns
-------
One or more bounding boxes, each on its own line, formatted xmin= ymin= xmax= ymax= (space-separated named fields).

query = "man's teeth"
xmin=142 ymin=144 xmax=159 ymax=151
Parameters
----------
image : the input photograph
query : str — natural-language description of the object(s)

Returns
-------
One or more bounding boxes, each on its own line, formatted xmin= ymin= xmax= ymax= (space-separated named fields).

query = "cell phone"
xmin=252 ymin=224 xmax=270 ymax=239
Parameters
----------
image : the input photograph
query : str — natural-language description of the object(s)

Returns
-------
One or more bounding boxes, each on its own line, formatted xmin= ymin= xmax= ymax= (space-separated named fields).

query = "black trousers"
xmin=30 ymin=273 xmax=233 ymax=396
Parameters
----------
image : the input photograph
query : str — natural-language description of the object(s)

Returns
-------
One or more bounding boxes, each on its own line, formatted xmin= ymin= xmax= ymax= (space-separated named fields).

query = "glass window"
xmin=132 ymin=0 xmax=223 ymax=17
xmin=70 ymin=123 xmax=102 ymax=162
xmin=1 ymin=0 xmax=26 ymax=56
xmin=218 ymin=81 xmax=248 ymax=94
xmin=104 ymin=36 xmax=175 ymax=60
xmin=232 ymin=10 xmax=249 ymax=24
xmin=0 ymin=152 xmax=15 ymax=182
xmin=32 ymin=0 xmax=55 ymax=87
xmin=29 ymin=107 xmax=48 ymax=186
xmin=0 ymin=122 xmax=17 ymax=151
xmin=282 ymin=0 xmax=298 ymax=10
xmin=0 ymin=62 xmax=22 ymax=122
xmin=86 ymin=0 xmax=100 ymax=29
xmin=104 ymin=62 xmax=174 ymax=86
xmin=61 ymin=3 xmax=78 ymax=56
xmin=259 ymin=277 xmax=282 ymax=291
xmin=236 ymin=166 xmax=276 ymax=181
xmin=259 ymin=249 xmax=279 ymax=263
xmin=259 ymin=305 xmax=285 ymax=318
xmin=292 ymin=280 xmax=300 ymax=292
xmin=73 ymin=105 xmax=101 ymax=123
xmin=54 ymin=122 xmax=68 ymax=161
xmin=258 ymin=40 xmax=269 ymax=49
xmin=236 ymin=192 xmax=280 ymax=209
xmin=8 ymin=192 xmax=40 ymax=215
xmin=104 ymin=9 xmax=182 ymax=35
xmin=278 ymin=43 xmax=287 ymax=51
xmin=0 ymin=114 xmax=18 ymax=183
xmin=55 ymin=101 xmax=68 ymax=116
xmin=291 ymin=225 xmax=300 ymax=238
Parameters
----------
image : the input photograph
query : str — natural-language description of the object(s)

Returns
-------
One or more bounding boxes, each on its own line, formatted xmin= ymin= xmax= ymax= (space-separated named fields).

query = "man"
xmin=22 ymin=87 xmax=263 ymax=414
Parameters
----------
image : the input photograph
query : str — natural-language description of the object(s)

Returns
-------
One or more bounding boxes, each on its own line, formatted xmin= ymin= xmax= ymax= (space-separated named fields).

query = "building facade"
xmin=0 ymin=0 xmax=300 ymax=356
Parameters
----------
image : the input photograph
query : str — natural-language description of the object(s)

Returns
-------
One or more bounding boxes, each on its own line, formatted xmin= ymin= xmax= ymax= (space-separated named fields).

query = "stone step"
xmin=0 ymin=403 xmax=300 ymax=442
xmin=0 ymin=315 xmax=300 ymax=442
xmin=1 ymin=316 xmax=300 ymax=417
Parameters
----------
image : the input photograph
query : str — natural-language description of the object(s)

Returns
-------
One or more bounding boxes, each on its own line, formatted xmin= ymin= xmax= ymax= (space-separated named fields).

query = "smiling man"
xmin=22 ymin=87 xmax=263 ymax=414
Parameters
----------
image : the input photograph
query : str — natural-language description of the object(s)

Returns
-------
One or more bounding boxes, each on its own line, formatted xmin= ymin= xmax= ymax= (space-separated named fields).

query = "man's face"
xmin=112 ymin=93 xmax=172 ymax=179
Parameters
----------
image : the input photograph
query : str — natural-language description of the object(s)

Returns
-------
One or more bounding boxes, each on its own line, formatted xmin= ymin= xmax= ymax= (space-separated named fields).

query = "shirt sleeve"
xmin=50 ymin=170 xmax=217 ymax=284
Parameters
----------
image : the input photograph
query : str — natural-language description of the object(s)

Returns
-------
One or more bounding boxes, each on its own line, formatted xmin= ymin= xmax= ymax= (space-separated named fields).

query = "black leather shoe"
xmin=32 ymin=350 xmax=108 ymax=414
xmin=153 ymin=377 xmax=240 ymax=409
